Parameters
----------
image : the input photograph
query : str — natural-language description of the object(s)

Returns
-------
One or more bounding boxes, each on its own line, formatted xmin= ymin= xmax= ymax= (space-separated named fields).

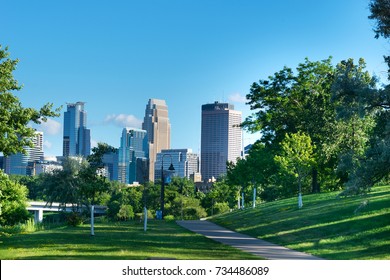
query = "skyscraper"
xmin=63 ymin=102 xmax=91 ymax=157
xmin=201 ymin=101 xmax=242 ymax=181
xmin=155 ymin=149 xmax=200 ymax=181
xmin=142 ymin=99 xmax=171 ymax=181
xmin=118 ymin=128 xmax=149 ymax=184
xmin=4 ymin=131 xmax=44 ymax=175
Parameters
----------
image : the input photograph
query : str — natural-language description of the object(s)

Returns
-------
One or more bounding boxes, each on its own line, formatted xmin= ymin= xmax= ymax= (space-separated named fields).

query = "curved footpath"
xmin=177 ymin=220 xmax=321 ymax=260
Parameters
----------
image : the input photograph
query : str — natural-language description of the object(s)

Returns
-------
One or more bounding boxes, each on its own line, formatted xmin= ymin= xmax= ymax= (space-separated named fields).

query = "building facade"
xmin=201 ymin=101 xmax=242 ymax=181
xmin=63 ymin=102 xmax=91 ymax=157
xmin=142 ymin=99 xmax=171 ymax=181
xmin=154 ymin=149 xmax=200 ymax=181
xmin=4 ymin=131 xmax=44 ymax=175
xmin=118 ymin=128 xmax=149 ymax=184
xmin=102 ymin=151 xmax=119 ymax=181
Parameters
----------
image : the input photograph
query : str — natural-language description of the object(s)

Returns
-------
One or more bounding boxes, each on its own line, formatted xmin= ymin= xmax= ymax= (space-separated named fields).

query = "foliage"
xmin=242 ymin=58 xmax=337 ymax=194
xmin=274 ymin=132 xmax=316 ymax=195
xmin=117 ymin=205 xmax=135 ymax=221
xmin=107 ymin=182 xmax=142 ymax=221
xmin=42 ymin=157 xmax=88 ymax=212
xmin=9 ymin=174 xmax=45 ymax=200
xmin=369 ymin=0 xmax=390 ymax=39
xmin=163 ymin=215 xmax=175 ymax=221
xmin=202 ymin=177 xmax=240 ymax=214
xmin=42 ymin=147 xmax=111 ymax=214
xmin=0 ymin=45 xmax=60 ymax=156
xmin=0 ymin=170 xmax=31 ymax=226
xmin=64 ymin=212 xmax=84 ymax=227
xmin=213 ymin=202 xmax=230 ymax=215
xmin=162 ymin=178 xmax=207 ymax=219
xmin=369 ymin=0 xmax=390 ymax=79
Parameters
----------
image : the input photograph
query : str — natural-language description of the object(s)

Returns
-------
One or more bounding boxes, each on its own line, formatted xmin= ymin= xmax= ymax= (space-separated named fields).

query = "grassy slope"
xmin=0 ymin=220 xmax=260 ymax=260
xmin=211 ymin=185 xmax=390 ymax=260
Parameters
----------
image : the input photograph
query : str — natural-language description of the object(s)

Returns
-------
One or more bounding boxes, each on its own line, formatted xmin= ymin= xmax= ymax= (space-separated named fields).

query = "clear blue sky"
xmin=2 ymin=0 xmax=388 ymax=157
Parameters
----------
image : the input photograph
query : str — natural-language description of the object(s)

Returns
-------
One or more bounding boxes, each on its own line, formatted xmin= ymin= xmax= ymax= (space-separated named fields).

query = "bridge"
xmin=27 ymin=201 xmax=107 ymax=223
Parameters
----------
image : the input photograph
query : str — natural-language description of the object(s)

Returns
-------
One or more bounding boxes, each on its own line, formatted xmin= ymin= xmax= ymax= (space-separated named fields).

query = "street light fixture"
xmin=160 ymin=154 xmax=175 ymax=219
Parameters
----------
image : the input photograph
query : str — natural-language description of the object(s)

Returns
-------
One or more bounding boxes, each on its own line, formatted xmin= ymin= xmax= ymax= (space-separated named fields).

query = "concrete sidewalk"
xmin=177 ymin=220 xmax=321 ymax=260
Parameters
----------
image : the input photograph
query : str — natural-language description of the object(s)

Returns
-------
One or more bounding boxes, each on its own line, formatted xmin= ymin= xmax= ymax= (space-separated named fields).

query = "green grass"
xmin=211 ymin=185 xmax=390 ymax=260
xmin=0 ymin=219 xmax=260 ymax=260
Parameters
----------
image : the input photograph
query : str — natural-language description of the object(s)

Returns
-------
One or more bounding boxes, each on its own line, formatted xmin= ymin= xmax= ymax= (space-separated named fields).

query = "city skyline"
xmin=3 ymin=0 xmax=388 ymax=157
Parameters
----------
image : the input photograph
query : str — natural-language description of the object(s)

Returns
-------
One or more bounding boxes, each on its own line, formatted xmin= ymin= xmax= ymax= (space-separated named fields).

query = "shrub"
xmin=117 ymin=205 xmax=134 ymax=221
xmin=0 ymin=171 xmax=31 ymax=226
xmin=164 ymin=215 xmax=175 ymax=221
xmin=213 ymin=202 xmax=230 ymax=215
xmin=65 ymin=212 xmax=84 ymax=226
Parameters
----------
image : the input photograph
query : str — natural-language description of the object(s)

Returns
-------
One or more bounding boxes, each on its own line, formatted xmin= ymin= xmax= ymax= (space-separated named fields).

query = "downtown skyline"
xmin=3 ymin=0 xmax=388 ymax=157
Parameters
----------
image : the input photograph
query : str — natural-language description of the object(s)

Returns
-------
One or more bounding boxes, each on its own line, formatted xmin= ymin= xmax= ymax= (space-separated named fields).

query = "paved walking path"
xmin=177 ymin=220 xmax=321 ymax=260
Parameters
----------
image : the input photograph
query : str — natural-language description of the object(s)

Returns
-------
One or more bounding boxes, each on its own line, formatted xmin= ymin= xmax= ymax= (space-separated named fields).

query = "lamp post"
xmin=160 ymin=154 xmax=175 ymax=219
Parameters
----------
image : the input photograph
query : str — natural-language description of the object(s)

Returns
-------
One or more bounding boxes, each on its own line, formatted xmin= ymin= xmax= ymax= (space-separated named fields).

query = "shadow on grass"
xmin=0 ymin=221 xmax=259 ymax=260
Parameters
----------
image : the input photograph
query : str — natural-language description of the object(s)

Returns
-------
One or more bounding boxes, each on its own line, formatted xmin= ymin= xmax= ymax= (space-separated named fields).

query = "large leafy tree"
xmin=243 ymin=58 xmax=337 ymax=193
xmin=330 ymin=59 xmax=377 ymax=187
xmin=331 ymin=1 xmax=390 ymax=193
xmin=0 ymin=45 xmax=60 ymax=156
xmin=43 ymin=144 xmax=114 ymax=214
xmin=0 ymin=45 xmax=59 ymax=226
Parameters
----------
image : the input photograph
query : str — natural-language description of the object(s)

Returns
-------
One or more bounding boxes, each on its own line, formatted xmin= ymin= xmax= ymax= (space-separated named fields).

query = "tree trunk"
xmin=311 ymin=168 xmax=320 ymax=193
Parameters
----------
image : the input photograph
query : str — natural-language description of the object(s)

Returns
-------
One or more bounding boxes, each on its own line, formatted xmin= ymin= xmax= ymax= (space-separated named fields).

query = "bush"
xmin=0 ymin=171 xmax=31 ymax=226
xmin=213 ymin=202 xmax=230 ymax=215
xmin=65 ymin=212 xmax=84 ymax=226
xmin=117 ymin=205 xmax=134 ymax=221
xmin=164 ymin=215 xmax=175 ymax=221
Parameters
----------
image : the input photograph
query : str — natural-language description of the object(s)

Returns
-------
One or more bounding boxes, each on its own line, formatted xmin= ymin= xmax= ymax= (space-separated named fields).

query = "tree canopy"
xmin=0 ymin=45 xmax=60 ymax=156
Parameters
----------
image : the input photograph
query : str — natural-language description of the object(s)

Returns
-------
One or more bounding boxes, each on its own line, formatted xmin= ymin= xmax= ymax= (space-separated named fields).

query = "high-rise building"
xmin=142 ymin=99 xmax=171 ymax=181
xmin=154 ymin=149 xmax=200 ymax=181
xmin=118 ymin=128 xmax=149 ymax=184
xmin=102 ymin=151 xmax=119 ymax=181
xmin=201 ymin=101 xmax=242 ymax=181
xmin=63 ymin=102 xmax=91 ymax=157
xmin=4 ymin=131 xmax=44 ymax=175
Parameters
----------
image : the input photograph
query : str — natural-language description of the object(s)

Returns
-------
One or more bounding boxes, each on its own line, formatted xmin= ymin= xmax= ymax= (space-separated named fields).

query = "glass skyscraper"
xmin=4 ymin=131 xmax=44 ymax=175
xmin=201 ymin=101 xmax=242 ymax=182
xmin=63 ymin=102 xmax=91 ymax=157
xmin=118 ymin=128 xmax=149 ymax=184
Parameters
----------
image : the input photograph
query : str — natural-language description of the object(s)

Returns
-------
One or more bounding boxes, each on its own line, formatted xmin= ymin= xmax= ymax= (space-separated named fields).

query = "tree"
xmin=42 ymin=157 xmax=89 ymax=212
xmin=274 ymin=132 xmax=316 ymax=208
xmin=369 ymin=0 xmax=390 ymax=79
xmin=243 ymin=58 xmax=337 ymax=193
xmin=0 ymin=45 xmax=60 ymax=156
xmin=0 ymin=171 xmax=30 ymax=226
xmin=330 ymin=59 xmax=377 ymax=184
xmin=117 ymin=205 xmax=135 ymax=221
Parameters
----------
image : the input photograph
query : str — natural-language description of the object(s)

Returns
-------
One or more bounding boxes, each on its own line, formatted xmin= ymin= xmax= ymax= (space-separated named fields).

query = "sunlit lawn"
xmin=0 ymin=220 xmax=260 ymax=260
xmin=212 ymin=185 xmax=390 ymax=260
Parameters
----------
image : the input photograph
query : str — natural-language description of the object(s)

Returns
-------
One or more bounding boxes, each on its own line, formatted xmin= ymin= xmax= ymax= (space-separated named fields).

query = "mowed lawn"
xmin=211 ymin=185 xmax=390 ymax=260
xmin=0 ymin=220 xmax=260 ymax=260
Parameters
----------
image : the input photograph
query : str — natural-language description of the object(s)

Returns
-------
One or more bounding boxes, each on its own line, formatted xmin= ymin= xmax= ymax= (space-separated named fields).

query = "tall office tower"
xmin=201 ymin=101 xmax=242 ymax=182
xmin=102 ymin=151 xmax=119 ymax=181
xmin=63 ymin=102 xmax=91 ymax=157
xmin=4 ymin=131 xmax=44 ymax=175
xmin=154 ymin=149 xmax=200 ymax=181
xmin=118 ymin=128 xmax=149 ymax=184
xmin=142 ymin=99 xmax=171 ymax=181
